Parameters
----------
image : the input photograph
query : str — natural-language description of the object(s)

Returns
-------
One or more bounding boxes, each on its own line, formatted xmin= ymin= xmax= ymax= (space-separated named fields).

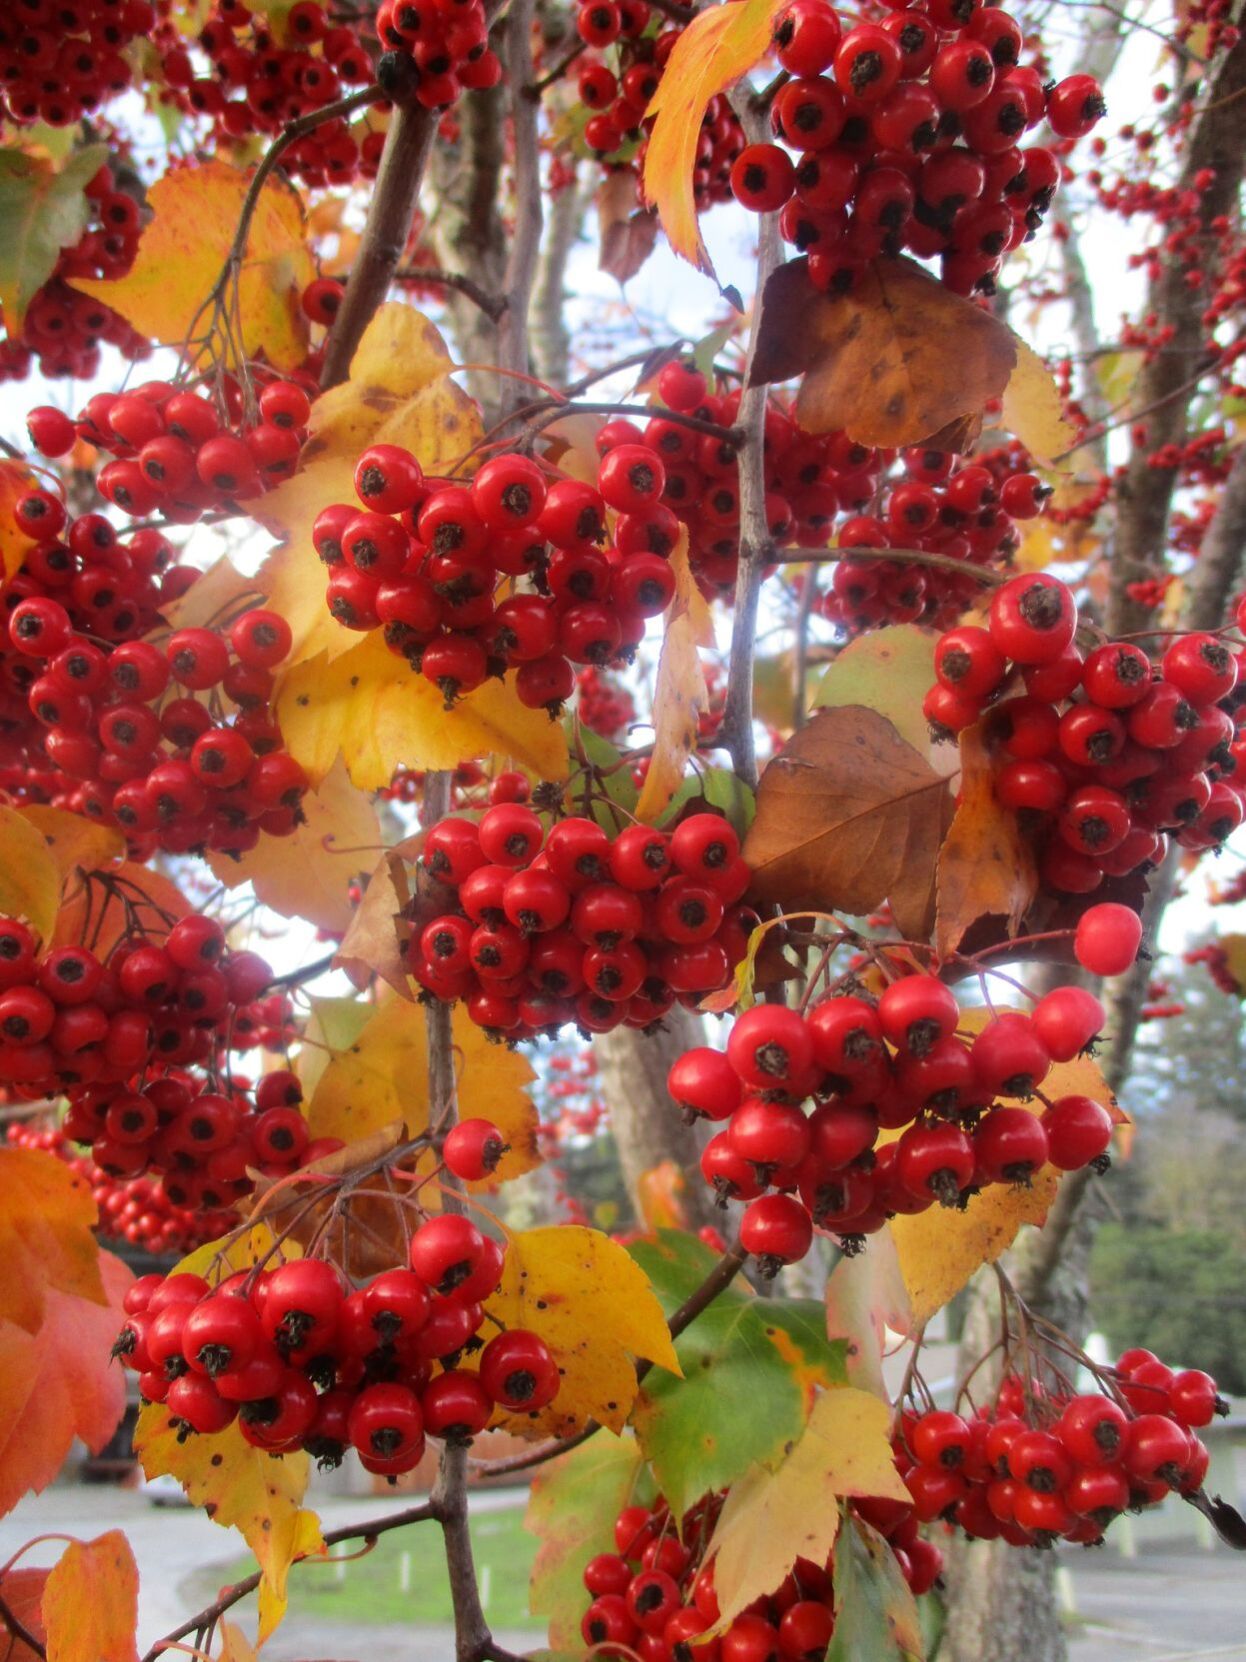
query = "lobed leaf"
xmin=41 ymin=1531 xmax=138 ymax=1662
xmin=0 ymin=1147 xmax=106 ymax=1334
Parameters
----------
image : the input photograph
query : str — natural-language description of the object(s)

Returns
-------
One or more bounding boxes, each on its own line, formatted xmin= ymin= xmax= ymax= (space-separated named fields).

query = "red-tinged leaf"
xmin=635 ymin=534 xmax=712 ymax=824
xmin=642 ymin=0 xmax=789 ymax=279
xmin=935 ymin=723 xmax=1038 ymax=959
xmin=750 ymin=256 xmax=1017 ymax=446
xmin=824 ymin=1233 xmax=913 ymax=1399
xmin=0 ymin=1569 xmax=48 ymax=1662
xmin=0 ymin=1250 xmax=131 ymax=1519
xmin=41 ymin=1530 xmax=138 ymax=1662
xmin=742 ymin=707 xmax=953 ymax=940
xmin=826 ymin=1515 xmax=922 ymax=1662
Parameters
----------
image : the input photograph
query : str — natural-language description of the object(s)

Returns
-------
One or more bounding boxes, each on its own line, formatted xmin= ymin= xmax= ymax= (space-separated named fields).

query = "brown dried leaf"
xmin=749 ymin=257 xmax=1016 ymax=447
xmin=744 ymin=707 xmax=950 ymax=937
xmin=597 ymin=171 xmax=660 ymax=285
xmin=334 ymin=847 xmax=413 ymax=996
xmin=935 ymin=723 xmax=1037 ymax=959
xmin=743 ymin=708 xmax=951 ymax=940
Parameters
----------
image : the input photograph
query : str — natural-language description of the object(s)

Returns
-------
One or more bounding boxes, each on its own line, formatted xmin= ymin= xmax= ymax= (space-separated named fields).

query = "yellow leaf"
xmin=707 ymin=1388 xmax=909 ymax=1631
xmin=18 ymin=807 xmax=125 ymax=897
xmin=159 ymin=554 xmax=263 ymax=633
xmin=1218 ymin=933 xmax=1246 ymax=992
xmin=0 ymin=805 xmax=63 ymax=946
xmin=206 ymin=753 xmax=378 ymax=935
xmin=276 ymin=633 xmax=569 ymax=789
xmin=216 ymin=1623 xmax=258 ymax=1662
xmin=0 ymin=1147 xmax=104 ymax=1334
xmin=642 ymin=0 xmax=789 ymax=278
xmin=256 ymin=303 xmax=484 ymax=668
xmin=307 ymin=991 xmax=540 ymax=1186
xmin=484 ymin=1226 xmax=680 ymax=1439
xmin=882 ymin=1003 xmax=1119 ymax=1327
xmin=135 ymin=1404 xmax=323 ymax=1640
xmin=67 ymin=161 xmax=313 ymax=372
xmin=751 ymin=257 xmax=1016 ymax=448
xmin=935 ymin=723 xmax=1037 ymax=958
xmin=41 ymin=1531 xmax=138 ymax=1662
xmin=0 ymin=459 xmax=42 ymax=584
xmin=334 ymin=845 xmax=416 ymax=997
xmin=1002 ymin=338 xmax=1079 ymax=470
xmin=636 ymin=534 xmax=710 ymax=823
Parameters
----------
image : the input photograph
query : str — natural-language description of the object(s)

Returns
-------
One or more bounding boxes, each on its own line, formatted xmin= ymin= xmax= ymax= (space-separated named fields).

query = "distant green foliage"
xmin=1090 ymin=1224 xmax=1246 ymax=1394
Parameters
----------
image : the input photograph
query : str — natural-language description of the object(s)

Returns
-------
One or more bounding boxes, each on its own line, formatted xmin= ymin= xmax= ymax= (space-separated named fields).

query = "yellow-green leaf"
xmin=484 ymin=1226 xmax=681 ymax=1439
xmin=41 ymin=1531 xmax=138 ymax=1662
xmin=707 ymin=1388 xmax=910 ymax=1632
xmin=810 ymin=624 xmax=957 ymax=772
xmin=206 ymin=753 xmax=378 ymax=936
xmin=67 ymin=160 xmax=313 ymax=372
xmin=642 ymin=0 xmax=788 ymax=278
xmin=0 ymin=146 xmax=108 ymax=333
xmin=1002 ymin=338 xmax=1078 ymax=471
xmin=276 ymin=632 xmax=569 ymax=789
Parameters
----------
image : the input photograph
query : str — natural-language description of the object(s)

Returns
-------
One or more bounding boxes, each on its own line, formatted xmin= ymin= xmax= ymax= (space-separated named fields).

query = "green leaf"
xmin=569 ymin=720 xmax=640 ymax=827
xmin=628 ymin=1230 xmax=847 ymax=1519
xmin=810 ymin=623 xmax=954 ymax=773
xmin=655 ymin=767 xmax=756 ymax=841
xmin=0 ymin=144 xmax=109 ymax=333
xmin=827 ymin=1515 xmax=924 ymax=1662
xmin=691 ymin=318 xmax=738 ymax=383
xmin=526 ymin=1434 xmax=653 ymax=1650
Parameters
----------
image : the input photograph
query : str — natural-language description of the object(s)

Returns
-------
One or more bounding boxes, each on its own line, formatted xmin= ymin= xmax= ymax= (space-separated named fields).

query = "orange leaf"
xmin=18 ymin=806 xmax=125 ymax=898
xmin=0 ymin=1569 xmax=47 ymax=1662
xmin=0 ymin=806 xmax=63 ymax=948
xmin=635 ymin=1162 xmax=692 ymax=1230
xmin=749 ymin=256 xmax=1017 ymax=446
xmin=635 ymin=534 xmax=711 ymax=824
xmin=53 ymin=861 xmax=190 ymax=957
xmin=67 ymin=160 xmax=313 ymax=372
xmin=0 ymin=459 xmax=42 ymax=585
xmin=41 ymin=1530 xmax=138 ymax=1662
xmin=742 ymin=706 xmax=952 ymax=941
xmin=642 ymin=0 xmax=788 ymax=279
xmin=206 ymin=754 xmax=379 ymax=936
xmin=0 ymin=1250 xmax=131 ymax=1519
xmin=0 ymin=1147 xmax=106 ymax=1334
xmin=935 ymin=723 xmax=1037 ymax=959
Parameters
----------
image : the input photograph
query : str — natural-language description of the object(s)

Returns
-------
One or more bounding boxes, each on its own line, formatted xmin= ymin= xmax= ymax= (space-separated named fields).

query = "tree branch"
xmin=321 ymin=97 xmax=439 ymax=388
xmin=496 ymin=0 xmax=543 ymax=417
xmin=393 ymin=266 xmax=508 ymax=321
xmin=0 ymin=1593 xmax=46 ymax=1661
xmin=718 ymin=94 xmax=784 ymax=787
xmin=1183 ymin=441 xmax=1246 ymax=631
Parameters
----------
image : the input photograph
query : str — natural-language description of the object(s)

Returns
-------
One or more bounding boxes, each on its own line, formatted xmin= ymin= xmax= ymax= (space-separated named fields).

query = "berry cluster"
xmin=5 ymin=1121 xmax=235 ymax=1255
xmin=415 ymin=809 xmax=753 ymax=1039
xmin=0 ymin=903 xmax=305 ymax=1213
xmin=155 ymin=3 xmax=381 ymax=188
xmin=375 ymin=0 xmax=502 ymax=108
xmin=819 ymin=452 xmax=1048 ymax=634
xmin=669 ymin=975 xmax=1116 ymax=1265
xmin=896 ymin=1356 xmax=1225 ymax=1547
xmin=579 ymin=1484 xmax=940 ymax=1660
xmin=576 ymin=665 xmax=638 ymax=741
xmin=29 ymin=369 xmax=318 ymax=521
xmin=115 ymin=1215 xmax=559 ymax=1472
xmin=0 ymin=160 xmax=147 ymax=384
xmin=314 ymin=441 xmax=681 ymax=709
xmin=6 ymin=575 xmax=309 ymax=856
xmin=927 ymin=574 xmax=1246 ymax=894
xmin=0 ymin=0 xmax=154 ymax=127
xmin=730 ymin=0 xmax=1105 ymax=296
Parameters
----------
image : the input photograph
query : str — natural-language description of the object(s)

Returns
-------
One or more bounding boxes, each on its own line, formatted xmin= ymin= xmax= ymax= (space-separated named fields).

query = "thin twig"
xmin=393 ymin=266 xmax=508 ymax=321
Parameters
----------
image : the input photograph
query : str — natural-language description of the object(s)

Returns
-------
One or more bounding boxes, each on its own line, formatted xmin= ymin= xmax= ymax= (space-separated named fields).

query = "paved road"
xmin=2 ymin=1486 xmax=1242 ymax=1661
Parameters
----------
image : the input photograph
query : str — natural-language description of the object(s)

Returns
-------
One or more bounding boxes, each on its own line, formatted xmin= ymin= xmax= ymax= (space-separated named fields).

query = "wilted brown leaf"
xmin=935 ymin=724 xmax=1037 ymax=959
xmin=597 ymin=171 xmax=660 ymax=285
xmin=743 ymin=707 xmax=952 ymax=939
xmin=749 ymin=257 xmax=1016 ymax=446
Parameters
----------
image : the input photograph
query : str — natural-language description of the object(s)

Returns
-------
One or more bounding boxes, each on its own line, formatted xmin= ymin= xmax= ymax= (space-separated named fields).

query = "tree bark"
xmin=592 ymin=1009 xmax=725 ymax=1234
